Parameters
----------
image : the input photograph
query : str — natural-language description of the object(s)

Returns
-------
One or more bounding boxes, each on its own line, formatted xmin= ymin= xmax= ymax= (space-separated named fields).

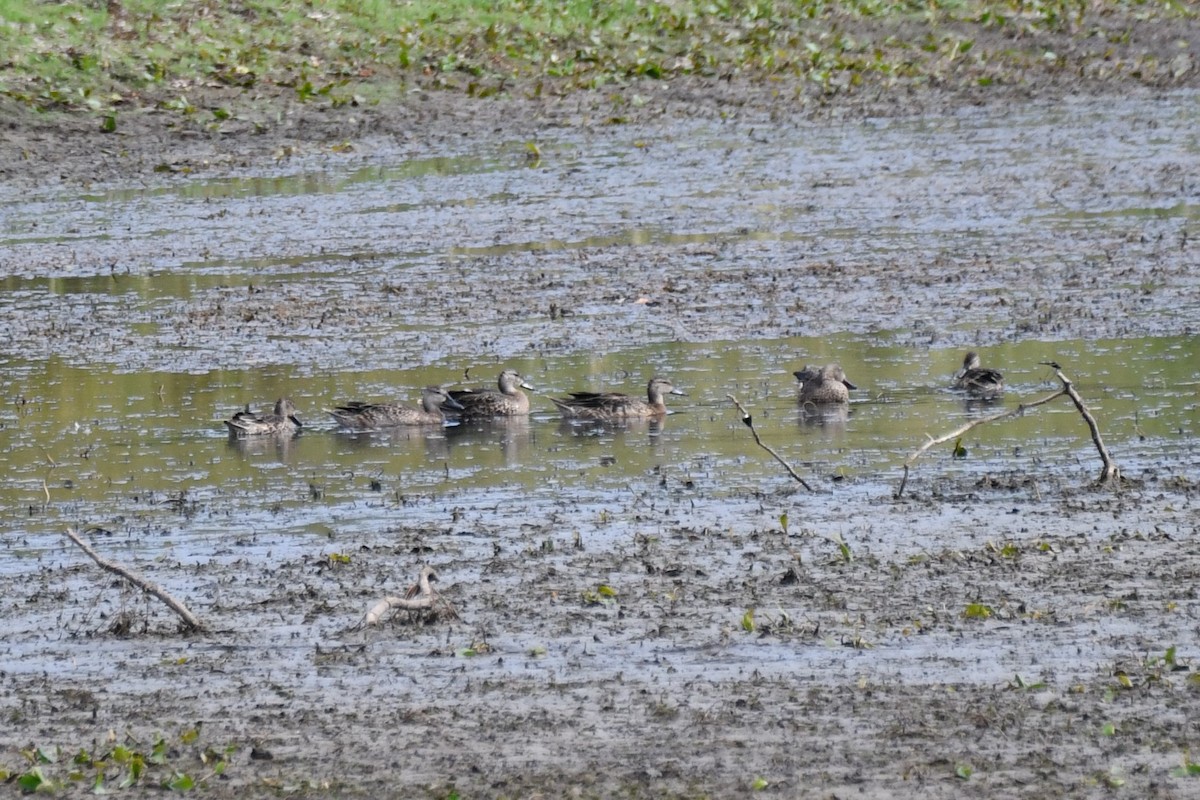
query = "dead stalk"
xmin=727 ymin=394 xmax=813 ymax=491
xmin=1044 ymin=362 xmax=1120 ymax=484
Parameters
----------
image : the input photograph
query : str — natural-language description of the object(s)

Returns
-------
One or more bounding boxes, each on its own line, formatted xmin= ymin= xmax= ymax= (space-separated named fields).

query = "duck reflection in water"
xmin=446 ymin=414 xmax=535 ymax=465
xmin=557 ymin=413 xmax=667 ymax=438
xmin=333 ymin=423 xmax=453 ymax=461
xmin=225 ymin=430 xmax=299 ymax=461
xmin=798 ymin=402 xmax=850 ymax=429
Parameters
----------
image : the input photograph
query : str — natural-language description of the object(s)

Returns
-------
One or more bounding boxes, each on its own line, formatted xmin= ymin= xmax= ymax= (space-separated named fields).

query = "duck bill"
xmin=841 ymin=379 xmax=858 ymax=390
xmin=443 ymin=396 xmax=465 ymax=411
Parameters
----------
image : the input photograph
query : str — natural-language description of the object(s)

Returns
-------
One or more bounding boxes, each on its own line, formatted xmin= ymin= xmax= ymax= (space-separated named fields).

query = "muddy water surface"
xmin=1 ymin=91 xmax=1198 ymax=797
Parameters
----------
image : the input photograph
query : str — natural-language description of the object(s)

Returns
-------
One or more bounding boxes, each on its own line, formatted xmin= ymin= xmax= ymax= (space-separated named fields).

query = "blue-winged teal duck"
xmin=447 ymin=369 xmax=535 ymax=419
xmin=328 ymin=387 xmax=463 ymax=430
xmin=552 ymin=376 xmax=686 ymax=420
xmin=225 ymin=397 xmax=302 ymax=437
xmin=793 ymin=364 xmax=858 ymax=405
xmin=952 ymin=351 xmax=1004 ymax=399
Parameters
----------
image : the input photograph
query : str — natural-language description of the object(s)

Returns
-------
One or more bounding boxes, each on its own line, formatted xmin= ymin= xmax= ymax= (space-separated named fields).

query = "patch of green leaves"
xmin=1009 ymin=673 xmax=1046 ymax=690
xmin=824 ymin=530 xmax=853 ymax=563
xmin=985 ymin=540 xmax=1020 ymax=558
xmin=15 ymin=729 xmax=235 ymax=793
xmin=581 ymin=583 xmax=618 ymax=606
xmin=1097 ymin=767 xmax=1126 ymax=788
xmin=963 ymin=602 xmax=994 ymax=620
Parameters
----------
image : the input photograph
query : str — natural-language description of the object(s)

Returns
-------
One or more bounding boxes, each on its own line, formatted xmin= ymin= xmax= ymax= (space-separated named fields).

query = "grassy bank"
xmin=0 ymin=0 xmax=1195 ymax=116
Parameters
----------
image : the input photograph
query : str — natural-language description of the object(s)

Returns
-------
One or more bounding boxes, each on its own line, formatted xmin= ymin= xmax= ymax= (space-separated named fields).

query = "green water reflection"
xmin=77 ymin=150 xmax=520 ymax=204
xmin=2 ymin=335 xmax=1196 ymax=547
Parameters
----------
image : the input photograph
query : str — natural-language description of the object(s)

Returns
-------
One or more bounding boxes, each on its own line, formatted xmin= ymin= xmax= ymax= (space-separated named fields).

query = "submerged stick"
xmin=64 ymin=527 xmax=203 ymax=631
xmin=727 ymin=394 xmax=813 ymax=491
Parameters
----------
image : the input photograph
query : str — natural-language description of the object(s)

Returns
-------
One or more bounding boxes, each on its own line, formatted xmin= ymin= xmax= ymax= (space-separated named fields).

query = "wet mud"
xmin=2 ymin=75 xmax=1200 ymax=798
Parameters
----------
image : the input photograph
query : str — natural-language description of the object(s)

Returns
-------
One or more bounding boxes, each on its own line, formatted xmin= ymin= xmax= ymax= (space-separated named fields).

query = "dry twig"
xmin=727 ymin=394 xmax=813 ymax=491
xmin=1043 ymin=361 xmax=1120 ymax=484
xmin=64 ymin=526 xmax=203 ymax=631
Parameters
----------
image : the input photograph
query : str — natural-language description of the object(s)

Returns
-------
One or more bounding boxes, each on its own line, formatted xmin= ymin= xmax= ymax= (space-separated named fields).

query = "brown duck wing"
xmin=332 ymin=401 xmax=375 ymax=413
xmin=567 ymin=391 xmax=629 ymax=408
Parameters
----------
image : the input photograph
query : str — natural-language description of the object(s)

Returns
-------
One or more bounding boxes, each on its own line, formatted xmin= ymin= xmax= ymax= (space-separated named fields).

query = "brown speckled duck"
xmin=225 ymin=397 xmax=302 ymax=437
xmin=552 ymin=376 xmax=685 ymax=420
xmin=952 ymin=351 xmax=1004 ymax=399
xmin=793 ymin=364 xmax=858 ymax=405
xmin=328 ymin=387 xmax=463 ymax=430
xmin=447 ymin=369 xmax=535 ymax=419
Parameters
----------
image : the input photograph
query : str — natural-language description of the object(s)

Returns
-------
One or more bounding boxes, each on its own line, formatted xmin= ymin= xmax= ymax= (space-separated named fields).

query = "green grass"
xmin=0 ymin=0 xmax=1193 ymax=114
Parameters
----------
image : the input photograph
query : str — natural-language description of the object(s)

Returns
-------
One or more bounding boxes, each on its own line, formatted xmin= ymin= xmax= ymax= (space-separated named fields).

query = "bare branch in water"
xmin=727 ymin=394 xmax=813 ymax=492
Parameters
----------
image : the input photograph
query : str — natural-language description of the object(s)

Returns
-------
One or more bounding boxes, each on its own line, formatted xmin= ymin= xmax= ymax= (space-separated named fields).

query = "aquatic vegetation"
xmin=5 ymin=729 xmax=236 ymax=793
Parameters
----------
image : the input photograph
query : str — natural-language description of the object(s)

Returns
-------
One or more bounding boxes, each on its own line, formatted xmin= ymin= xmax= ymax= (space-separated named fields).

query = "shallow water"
xmin=2 ymin=332 xmax=1197 ymax=557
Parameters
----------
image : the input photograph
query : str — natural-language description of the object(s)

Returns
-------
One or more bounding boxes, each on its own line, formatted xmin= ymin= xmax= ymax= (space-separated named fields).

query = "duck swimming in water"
xmin=446 ymin=369 xmax=535 ymax=419
xmin=792 ymin=364 xmax=858 ymax=405
xmin=328 ymin=387 xmax=463 ymax=430
xmin=952 ymin=351 xmax=1004 ymax=400
xmin=551 ymin=376 xmax=686 ymax=420
xmin=225 ymin=397 xmax=302 ymax=437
